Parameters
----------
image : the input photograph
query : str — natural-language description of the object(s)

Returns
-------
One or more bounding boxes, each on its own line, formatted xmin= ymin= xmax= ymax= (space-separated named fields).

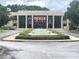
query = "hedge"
xmin=15 ymin=35 xmax=70 ymax=40
xmin=15 ymin=29 xmax=70 ymax=40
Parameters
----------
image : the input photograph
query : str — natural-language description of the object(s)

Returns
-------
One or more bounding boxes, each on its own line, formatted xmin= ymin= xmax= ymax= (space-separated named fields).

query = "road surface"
xmin=0 ymin=41 xmax=79 ymax=59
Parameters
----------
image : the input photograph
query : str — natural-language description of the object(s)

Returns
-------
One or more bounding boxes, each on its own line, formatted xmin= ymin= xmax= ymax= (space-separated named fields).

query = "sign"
xmin=34 ymin=16 xmax=46 ymax=21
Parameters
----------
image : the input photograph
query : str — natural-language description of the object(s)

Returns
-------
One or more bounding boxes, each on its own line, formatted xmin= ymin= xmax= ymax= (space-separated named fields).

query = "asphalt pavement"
xmin=0 ymin=30 xmax=20 ymax=39
xmin=65 ymin=31 xmax=79 ymax=38
xmin=0 ymin=41 xmax=79 ymax=59
xmin=0 ymin=29 xmax=79 ymax=59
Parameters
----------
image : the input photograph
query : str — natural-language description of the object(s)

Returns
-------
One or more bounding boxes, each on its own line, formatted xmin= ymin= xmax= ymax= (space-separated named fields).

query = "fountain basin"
xmin=28 ymin=29 xmax=57 ymax=36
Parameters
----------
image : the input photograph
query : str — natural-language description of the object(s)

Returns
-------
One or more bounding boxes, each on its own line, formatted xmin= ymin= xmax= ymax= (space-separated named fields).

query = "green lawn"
xmin=70 ymin=29 xmax=79 ymax=32
xmin=0 ymin=26 xmax=11 ymax=32
xmin=0 ymin=29 xmax=9 ymax=32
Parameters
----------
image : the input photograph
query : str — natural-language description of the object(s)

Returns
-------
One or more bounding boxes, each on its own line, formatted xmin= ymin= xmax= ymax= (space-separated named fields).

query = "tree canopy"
xmin=0 ymin=4 xmax=49 ymax=27
xmin=0 ymin=4 xmax=10 ymax=27
xmin=7 ymin=5 xmax=49 ymax=12
xmin=65 ymin=0 xmax=79 ymax=27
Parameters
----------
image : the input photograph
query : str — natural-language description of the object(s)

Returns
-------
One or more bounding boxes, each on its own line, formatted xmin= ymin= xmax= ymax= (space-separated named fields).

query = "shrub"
xmin=19 ymin=29 xmax=32 ymax=36
xmin=0 ymin=26 xmax=10 ymax=30
xmin=15 ymin=29 xmax=70 ymax=40
xmin=0 ymin=26 xmax=16 ymax=30
xmin=16 ymin=35 xmax=70 ymax=40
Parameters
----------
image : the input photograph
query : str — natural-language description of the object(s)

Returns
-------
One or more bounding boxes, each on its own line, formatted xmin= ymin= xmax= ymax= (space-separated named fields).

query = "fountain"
xmin=29 ymin=29 xmax=57 ymax=35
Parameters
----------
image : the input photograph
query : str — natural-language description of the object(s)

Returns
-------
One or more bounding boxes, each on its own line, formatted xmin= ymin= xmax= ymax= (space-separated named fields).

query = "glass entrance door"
xmin=34 ymin=20 xmax=46 ymax=28
xmin=33 ymin=16 xmax=47 ymax=28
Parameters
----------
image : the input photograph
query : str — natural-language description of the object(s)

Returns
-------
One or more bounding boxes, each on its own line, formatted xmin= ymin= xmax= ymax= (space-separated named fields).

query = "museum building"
xmin=10 ymin=10 xmax=64 ymax=29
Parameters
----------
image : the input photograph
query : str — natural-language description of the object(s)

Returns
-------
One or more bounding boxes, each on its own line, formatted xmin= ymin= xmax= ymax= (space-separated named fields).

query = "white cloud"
xmin=47 ymin=0 xmax=73 ymax=11
xmin=4 ymin=0 xmax=24 ymax=6
xmin=0 ymin=0 xmax=73 ymax=11
xmin=27 ymin=0 xmax=47 ymax=7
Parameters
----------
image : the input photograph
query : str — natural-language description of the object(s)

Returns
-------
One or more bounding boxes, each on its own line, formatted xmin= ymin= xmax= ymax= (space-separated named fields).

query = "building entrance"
xmin=33 ymin=16 xmax=47 ymax=28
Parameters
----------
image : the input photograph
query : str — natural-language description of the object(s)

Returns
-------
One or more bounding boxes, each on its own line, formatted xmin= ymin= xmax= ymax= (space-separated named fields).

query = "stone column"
xmin=53 ymin=16 xmax=55 ymax=29
xmin=67 ymin=19 xmax=69 ymax=31
xmin=47 ymin=15 xmax=48 ymax=28
xmin=26 ymin=16 xmax=27 ymax=28
xmin=61 ymin=16 xmax=63 ymax=29
xmin=32 ymin=15 xmax=33 ymax=28
xmin=16 ymin=15 xmax=19 ymax=30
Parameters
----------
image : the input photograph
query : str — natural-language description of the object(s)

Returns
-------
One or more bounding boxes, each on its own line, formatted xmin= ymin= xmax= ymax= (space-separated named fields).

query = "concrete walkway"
xmin=63 ymin=31 xmax=79 ymax=40
xmin=68 ymin=35 xmax=79 ymax=40
xmin=0 ymin=30 xmax=18 ymax=39
xmin=0 ymin=29 xmax=26 ymax=40
xmin=65 ymin=32 xmax=79 ymax=38
xmin=3 ymin=33 xmax=19 ymax=40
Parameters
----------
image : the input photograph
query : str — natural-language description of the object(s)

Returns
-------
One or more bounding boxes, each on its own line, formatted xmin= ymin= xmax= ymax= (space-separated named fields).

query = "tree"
xmin=7 ymin=5 xmax=49 ymax=12
xmin=0 ymin=4 xmax=10 ymax=27
xmin=65 ymin=0 xmax=79 ymax=29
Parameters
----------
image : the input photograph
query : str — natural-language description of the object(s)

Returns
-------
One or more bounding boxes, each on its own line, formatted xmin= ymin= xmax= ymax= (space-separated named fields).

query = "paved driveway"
xmin=65 ymin=32 xmax=79 ymax=37
xmin=0 ymin=30 xmax=18 ymax=39
xmin=0 ymin=41 xmax=79 ymax=59
xmin=0 ymin=29 xmax=25 ymax=39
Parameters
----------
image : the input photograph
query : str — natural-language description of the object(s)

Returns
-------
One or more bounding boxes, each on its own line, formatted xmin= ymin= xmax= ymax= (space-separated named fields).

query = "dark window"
xmin=54 ymin=16 xmax=61 ymax=28
xmin=19 ymin=16 xmax=26 ymax=28
xmin=27 ymin=16 xmax=32 ymax=28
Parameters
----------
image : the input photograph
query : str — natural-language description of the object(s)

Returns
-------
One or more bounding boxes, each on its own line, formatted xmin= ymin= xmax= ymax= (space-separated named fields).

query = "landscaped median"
xmin=15 ymin=29 xmax=70 ymax=40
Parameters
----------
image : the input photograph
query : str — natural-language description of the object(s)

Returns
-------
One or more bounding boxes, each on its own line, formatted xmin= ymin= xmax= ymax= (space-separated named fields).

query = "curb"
xmin=1 ymin=31 xmax=79 ymax=42
xmin=2 ymin=39 xmax=79 ymax=42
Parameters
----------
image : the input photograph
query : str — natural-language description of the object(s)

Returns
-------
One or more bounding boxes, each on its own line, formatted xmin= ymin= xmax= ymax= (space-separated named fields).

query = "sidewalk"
xmin=63 ymin=31 xmax=79 ymax=40
xmin=68 ymin=35 xmax=79 ymax=40
xmin=0 ymin=28 xmax=26 ymax=39
xmin=65 ymin=32 xmax=79 ymax=38
xmin=0 ymin=30 xmax=18 ymax=39
xmin=3 ymin=33 xmax=19 ymax=40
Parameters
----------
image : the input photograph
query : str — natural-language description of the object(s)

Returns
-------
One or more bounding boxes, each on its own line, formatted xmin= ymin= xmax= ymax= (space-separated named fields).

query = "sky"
xmin=0 ymin=0 xmax=73 ymax=11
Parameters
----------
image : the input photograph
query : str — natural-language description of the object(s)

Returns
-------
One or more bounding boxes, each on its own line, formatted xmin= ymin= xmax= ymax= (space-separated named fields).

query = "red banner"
xmin=34 ymin=16 xmax=46 ymax=21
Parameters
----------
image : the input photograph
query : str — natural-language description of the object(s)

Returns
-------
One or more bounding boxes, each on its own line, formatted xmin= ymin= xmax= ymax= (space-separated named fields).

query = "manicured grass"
xmin=18 ymin=29 xmax=32 ymax=36
xmin=0 ymin=26 xmax=12 ymax=32
xmin=15 ymin=29 xmax=70 ymax=40
xmin=0 ymin=29 xmax=9 ymax=32
xmin=70 ymin=29 xmax=79 ymax=32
